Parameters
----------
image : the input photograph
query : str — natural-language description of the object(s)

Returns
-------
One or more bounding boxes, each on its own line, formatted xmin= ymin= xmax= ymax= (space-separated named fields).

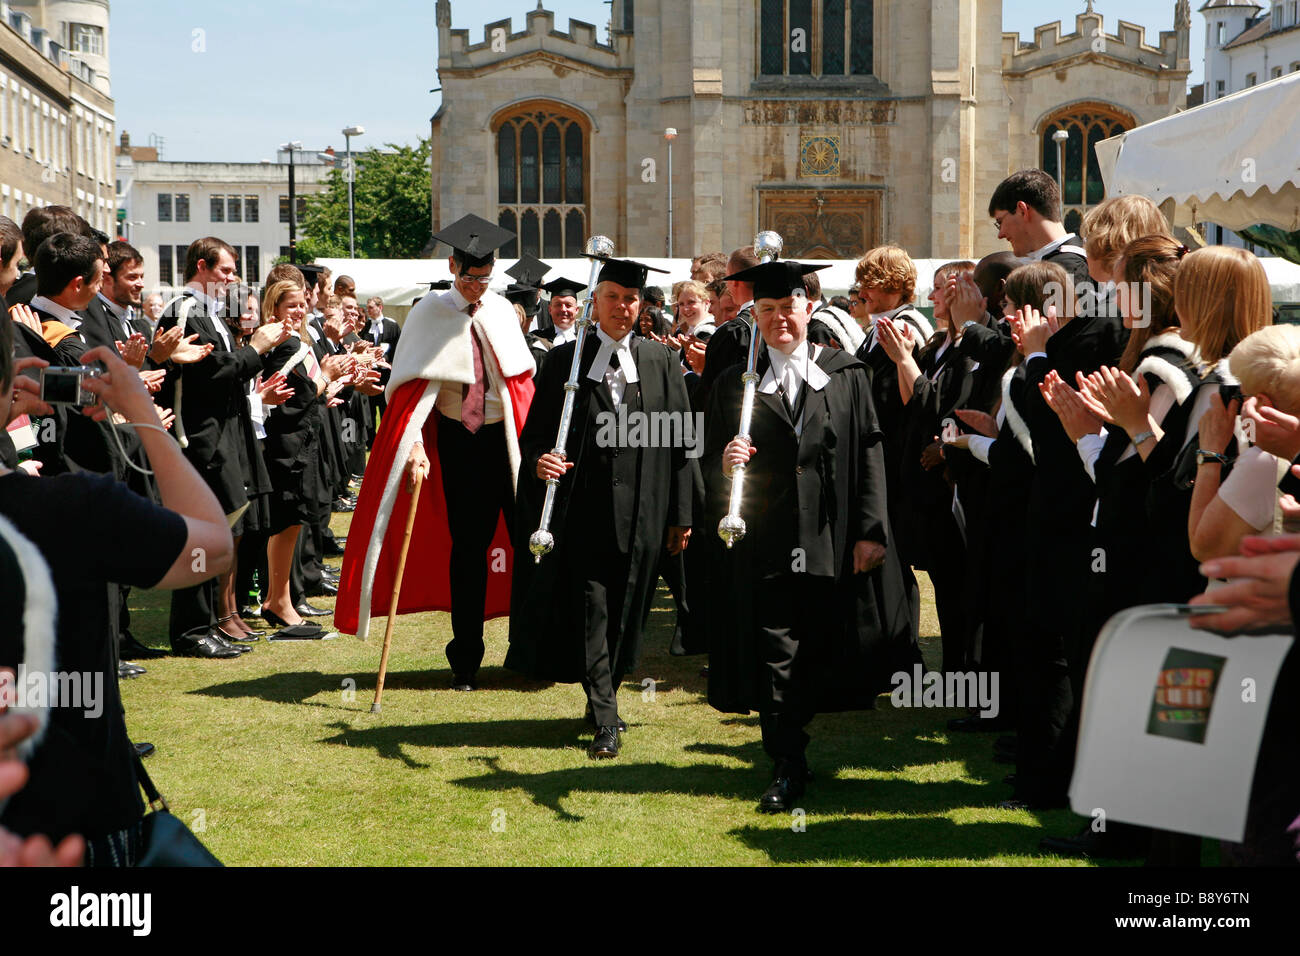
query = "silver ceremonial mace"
xmin=527 ymin=234 xmax=616 ymax=563
xmin=718 ymin=230 xmax=783 ymax=549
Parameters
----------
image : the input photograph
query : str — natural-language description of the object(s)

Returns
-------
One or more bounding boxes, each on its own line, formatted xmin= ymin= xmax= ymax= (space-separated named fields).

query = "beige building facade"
xmin=431 ymin=1 xmax=1191 ymax=260
xmin=0 ymin=0 xmax=115 ymax=237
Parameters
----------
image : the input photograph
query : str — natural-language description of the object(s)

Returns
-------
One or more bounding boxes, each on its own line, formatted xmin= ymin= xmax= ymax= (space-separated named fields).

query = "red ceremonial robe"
xmin=335 ymin=289 xmax=536 ymax=640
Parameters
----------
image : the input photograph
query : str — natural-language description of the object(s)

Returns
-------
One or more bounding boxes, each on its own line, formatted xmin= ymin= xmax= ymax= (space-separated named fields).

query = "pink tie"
xmin=462 ymin=303 xmax=485 ymax=433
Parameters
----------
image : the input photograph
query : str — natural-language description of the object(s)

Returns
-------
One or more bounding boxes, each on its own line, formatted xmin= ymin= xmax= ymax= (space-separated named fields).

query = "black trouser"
xmin=169 ymin=578 xmax=217 ymax=643
xmin=581 ymin=569 xmax=631 ymax=727
xmin=236 ymin=530 xmax=268 ymax=605
xmin=922 ymin=513 xmax=969 ymax=674
xmin=754 ymin=573 xmax=833 ymax=767
xmin=437 ymin=419 xmax=514 ymax=678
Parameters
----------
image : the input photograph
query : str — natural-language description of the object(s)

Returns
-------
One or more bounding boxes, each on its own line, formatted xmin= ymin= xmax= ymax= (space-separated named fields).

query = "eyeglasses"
xmin=458 ymin=273 xmax=493 ymax=286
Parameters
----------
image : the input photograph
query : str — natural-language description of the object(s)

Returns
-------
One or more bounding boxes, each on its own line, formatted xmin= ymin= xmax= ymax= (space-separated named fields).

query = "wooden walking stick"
xmin=371 ymin=469 xmax=424 ymax=714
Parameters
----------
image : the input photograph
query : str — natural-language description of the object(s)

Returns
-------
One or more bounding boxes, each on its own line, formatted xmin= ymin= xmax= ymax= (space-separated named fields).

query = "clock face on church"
xmin=799 ymin=135 xmax=840 ymax=178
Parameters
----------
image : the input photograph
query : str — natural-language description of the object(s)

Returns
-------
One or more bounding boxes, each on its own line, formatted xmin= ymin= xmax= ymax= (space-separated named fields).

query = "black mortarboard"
xmin=506 ymin=254 xmax=549 ymax=288
xmin=541 ymin=276 xmax=587 ymax=298
xmin=503 ymin=282 xmax=542 ymax=317
xmin=723 ymin=260 xmax=830 ymax=301
xmin=298 ymin=262 xmax=326 ymax=287
xmin=428 ymin=279 xmax=452 ymax=291
xmin=432 ymin=214 xmax=516 ymax=268
xmin=596 ymin=257 xmax=668 ymax=291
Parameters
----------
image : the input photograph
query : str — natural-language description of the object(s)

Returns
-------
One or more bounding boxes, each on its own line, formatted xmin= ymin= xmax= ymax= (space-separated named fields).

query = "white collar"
xmin=736 ymin=299 xmax=754 ymax=315
xmin=368 ymin=315 xmax=385 ymax=330
xmin=449 ymin=285 xmax=472 ymax=312
xmin=1026 ymin=233 xmax=1077 ymax=261
xmin=587 ymin=326 xmax=639 ymax=384
xmin=185 ymin=284 xmax=222 ymax=315
xmin=764 ymin=341 xmax=829 ymax=392
xmin=29 ymin=295 xmax=82 ymax=329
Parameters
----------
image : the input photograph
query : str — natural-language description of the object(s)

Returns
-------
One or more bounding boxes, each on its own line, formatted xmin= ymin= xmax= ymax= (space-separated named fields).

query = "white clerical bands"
xmin=586 ymin=340 xmax=639 ymax=385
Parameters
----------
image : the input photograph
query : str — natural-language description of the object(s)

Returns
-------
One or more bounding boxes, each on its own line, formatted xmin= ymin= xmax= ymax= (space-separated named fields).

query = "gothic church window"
xmin=759 ymin=0 xmax=872 ymax=77
xmin=495 ymin=104 xmax=587 ymax=259
xmin=1040 ymin=105 xmax=1131 ymax=235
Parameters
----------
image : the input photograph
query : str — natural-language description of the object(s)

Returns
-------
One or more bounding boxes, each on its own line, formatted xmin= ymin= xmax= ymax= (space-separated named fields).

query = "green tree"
xmin=296 ymin=139 xmax=432 ymax=260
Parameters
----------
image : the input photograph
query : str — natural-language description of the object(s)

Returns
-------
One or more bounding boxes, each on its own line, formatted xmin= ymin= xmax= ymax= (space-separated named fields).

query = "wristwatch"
xmin=1196 ymin=449 xmax=1230 ymax=467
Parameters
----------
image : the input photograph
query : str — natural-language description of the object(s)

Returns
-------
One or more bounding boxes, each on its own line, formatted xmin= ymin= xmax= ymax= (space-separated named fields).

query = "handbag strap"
xmin=132 ymin=749 xmax=169 ymax=813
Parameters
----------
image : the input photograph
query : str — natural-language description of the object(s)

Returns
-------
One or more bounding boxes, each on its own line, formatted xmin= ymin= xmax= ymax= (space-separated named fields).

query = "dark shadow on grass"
xmin=447 ymin=756 xmax=997 ymax=822
xmin=731 ymin=816 xmax=1085 ymax=865
xmin=317 ymin=718 xmax=590 ymax=769
xmin=187 ymin=667 xmax=553 ymax=706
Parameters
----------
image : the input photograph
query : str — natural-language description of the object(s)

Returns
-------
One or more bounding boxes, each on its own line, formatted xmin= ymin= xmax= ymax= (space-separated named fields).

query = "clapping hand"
xmin=875 ymin=316 xmax=914 ymax=364
xmin=7 ymin=357 xmax=52 ymax=423
xmin=1040 ymin=369 xmax=1104 ymax=442
xmin=258 ymin=372 xmax=294 ymax=407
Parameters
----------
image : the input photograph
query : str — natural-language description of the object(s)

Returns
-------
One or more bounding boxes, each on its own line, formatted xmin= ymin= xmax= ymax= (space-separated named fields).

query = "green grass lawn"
xmin=119 ymin=511 xmax=1112 ymax=866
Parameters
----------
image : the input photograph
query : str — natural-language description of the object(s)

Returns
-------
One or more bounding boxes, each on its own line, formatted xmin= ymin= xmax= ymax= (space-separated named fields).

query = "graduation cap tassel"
xmin=527 ymin=235 xmax=616 ymax=563
xmin=718 ymin=230 xmax=784 ymax=550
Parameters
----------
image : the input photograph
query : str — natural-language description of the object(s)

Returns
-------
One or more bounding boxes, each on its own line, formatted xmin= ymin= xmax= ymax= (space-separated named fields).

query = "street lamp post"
xmin=1052 ymin=129 xmax=1070 ymax=205
xmin=664 ymin=128 xmax=677 ymax=258
xmin=342 ymin=125 xmax=365 ymax=259
xmin=279 ymin=141 xmax=303 ymax=263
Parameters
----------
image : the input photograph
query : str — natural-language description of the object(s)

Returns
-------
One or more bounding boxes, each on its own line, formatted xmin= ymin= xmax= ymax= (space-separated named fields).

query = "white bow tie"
xmin=587 ymin=336 xmax=639 ymax=385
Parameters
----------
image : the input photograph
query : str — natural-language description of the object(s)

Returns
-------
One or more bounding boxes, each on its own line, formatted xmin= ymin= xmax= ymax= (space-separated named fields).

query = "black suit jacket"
xmin=80 ymin=297 xmax=138 ymax=358
xmin=157 ymin=291 xmax=262 ymax=512
xmin=6 ymin=273 xmax=36 ymax=307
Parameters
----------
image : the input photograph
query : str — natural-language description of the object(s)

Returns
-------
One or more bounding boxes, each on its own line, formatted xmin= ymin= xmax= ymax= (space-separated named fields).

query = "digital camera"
xmin=40 ymin=366 xmax=101 ymax=406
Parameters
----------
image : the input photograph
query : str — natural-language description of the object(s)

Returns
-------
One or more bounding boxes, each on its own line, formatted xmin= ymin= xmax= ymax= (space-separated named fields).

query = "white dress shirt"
xmin=759 ymin=342 xmax=830 ymax=437
xmin=586 ymin=326 xmax=638 ymax=406
xmin=551 ymin=325 xmax=578 ymax=346
xmin=29 ymin=295 xmax=83 ymax=336
xmin=186 ymin=286 xmax=232 ymax=351
xmin=434 ymin=289 xmax=504 ymax=424
xmin=99 ymin=293 xmax=137 ymax=341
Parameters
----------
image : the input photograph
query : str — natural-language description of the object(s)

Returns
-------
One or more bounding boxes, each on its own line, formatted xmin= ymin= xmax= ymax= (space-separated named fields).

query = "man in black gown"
xmin=704 ymin=260 xmax=917 ymax=812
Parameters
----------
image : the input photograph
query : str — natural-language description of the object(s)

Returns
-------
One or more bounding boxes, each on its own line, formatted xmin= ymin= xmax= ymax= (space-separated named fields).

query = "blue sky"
xmin=111 ymin=0 xmax=1204 ymax=162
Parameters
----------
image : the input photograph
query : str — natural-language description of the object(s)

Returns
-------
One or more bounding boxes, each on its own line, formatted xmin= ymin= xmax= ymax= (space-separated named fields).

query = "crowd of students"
xmin=3 ymin=165 xmax=1299 ymax=866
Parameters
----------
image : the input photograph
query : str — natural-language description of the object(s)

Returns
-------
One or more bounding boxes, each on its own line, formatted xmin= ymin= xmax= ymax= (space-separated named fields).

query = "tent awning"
xmin=1096 ymin=70 xmax=1300 ymax=233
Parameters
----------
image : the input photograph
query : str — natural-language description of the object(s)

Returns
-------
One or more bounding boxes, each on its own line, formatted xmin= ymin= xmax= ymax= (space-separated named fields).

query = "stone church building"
xmin=430 ymin=0 xmax=1192 ymax=260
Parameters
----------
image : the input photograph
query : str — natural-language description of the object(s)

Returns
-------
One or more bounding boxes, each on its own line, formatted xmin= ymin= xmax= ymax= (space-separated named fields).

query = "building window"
xmin=759 ymin=0 xmax=872 ymax=77
xmin=1274 ymin=66 xmax=1284 ymax=80
xmin=1292 ymin=61 xmax=1300 ymax=72
xmin=246 ymin=195 xmax=259 ymax=222
xmin=210 ymin=194 xmax=225 ymax=222
xmin=175 ymin=193 xmax=190 ymax=222
xmin=1246 ymin=72 xmax=1257 ymax=87
xmin=495 ymin=104 xmax=588 ymax=259
xmin=1217 ymin=22 xmax=1226 ymax=45
xmin=279 ymin=196 xmax=290 ymax=223
xmin=245 ymin=245 xmax=260 ymax=283
xmin=1041 ymin=105 xmax=1132 ymax=233
xmin=279 ymin=246 xmax=291 ymax=260
xmin=70 ymin=23 xmax=104 ymax=56
xmin=228 ymin=195 xmax=242 ymax=222
xmin=159 ymin=244 xmax=173 ymax=285
xmin=1216 ymin=79 xmax=1226 ymax=96
xmin=157 ymin=193 xmax=172 ymax=222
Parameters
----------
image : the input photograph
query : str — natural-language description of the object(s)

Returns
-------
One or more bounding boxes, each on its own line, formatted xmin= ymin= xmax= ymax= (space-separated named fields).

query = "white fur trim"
xmin=356 ymin=380 xmax=440 ymax=641
xmin=1002 ymin=367 xmax=1035 ymax=463
xmin=813 ymin=305 xmax=866 ymax=353
xmin=387 ymin=290 xmax=533 ymax=400
xmin=0 ymin=514 xmax=57 ymax=766
xmin=1145 ymin=329 xmax=1197 ymax=360
xmin=1134 ymin=354 xmax=1195 ymax=405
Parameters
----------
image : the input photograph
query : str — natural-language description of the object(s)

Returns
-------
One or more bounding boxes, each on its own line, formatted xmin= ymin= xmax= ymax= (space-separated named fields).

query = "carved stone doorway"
xmin=759 ymin=189 xmax=881 ymax=259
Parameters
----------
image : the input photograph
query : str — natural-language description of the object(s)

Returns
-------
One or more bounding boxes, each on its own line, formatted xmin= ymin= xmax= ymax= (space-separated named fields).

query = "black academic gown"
xmin=156 ymin=291 xmax=262 ymax=516
xmin=260 ymin=336 xmax=327 ymax=531
xmin=506 ymin=334 xmax=696 ymax=683
xmin=702 ymin=346 xmax=917 ymax=715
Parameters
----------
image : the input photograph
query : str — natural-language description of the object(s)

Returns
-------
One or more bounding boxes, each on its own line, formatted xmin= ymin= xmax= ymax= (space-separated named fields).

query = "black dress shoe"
xmin=451 ymin=673 xmax=477 ymax=691
xmin=306 ymin=580 xmax=339 ymax=598
xmin=1040 ymin=823 xmax=1149 ymax=860
xmin=173 ymin=632 xmax=241 ymax=659
xmin=588 ymin=726 xmax=620 ymax=759
xmin=758 ymin=761 xmax=808 ymax=813
xmin=133 ymin=742 xmax=155 ymax=759
xmin=240 ymin=605 xmax=263 ymax=620
xmin=119 ymin=633 xmax=166 ymax=660
xmin=295 ymin=602 xmax=332 ymax=618
xmin=333 ymin=498 xmax=356 ymax=513
xmin=118 ymin=661 xmax=146 ymax=679
xmin=323 ymin=539 xmax=346 ymax=557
